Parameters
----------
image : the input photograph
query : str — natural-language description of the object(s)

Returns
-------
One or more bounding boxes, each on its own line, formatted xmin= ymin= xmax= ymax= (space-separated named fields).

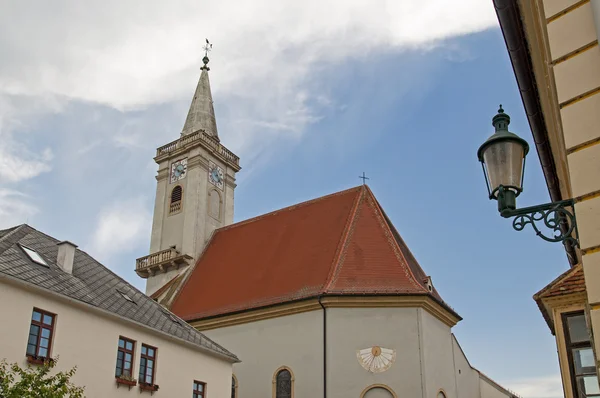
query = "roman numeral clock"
xmin=208 ymin=161 xmax=224 ymax=190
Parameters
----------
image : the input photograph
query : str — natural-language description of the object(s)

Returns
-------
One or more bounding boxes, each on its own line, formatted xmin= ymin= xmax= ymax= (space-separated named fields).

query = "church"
xmin=134 ymin=52 xmax=518 ymax=398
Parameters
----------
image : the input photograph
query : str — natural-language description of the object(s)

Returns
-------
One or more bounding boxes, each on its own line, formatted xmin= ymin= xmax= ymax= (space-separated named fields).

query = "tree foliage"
xmin=0 ymin=357 xmax=85 ymax=398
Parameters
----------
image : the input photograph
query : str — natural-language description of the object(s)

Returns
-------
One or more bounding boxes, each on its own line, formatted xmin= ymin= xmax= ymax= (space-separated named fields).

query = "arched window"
xmin=360 ymin=384 xmax=397 ymax=398
xmin=208 ymin=189 xmax=221 ymax=220
xmin=170 ymin=185 xmax=183 ymax=214
xmin=231 ymin=375 xmax=238 ymax=398
xmin=272 ymin=367 xmax=294 ymax=398
xmin=437 ymin=391 xmax=447 ymax=398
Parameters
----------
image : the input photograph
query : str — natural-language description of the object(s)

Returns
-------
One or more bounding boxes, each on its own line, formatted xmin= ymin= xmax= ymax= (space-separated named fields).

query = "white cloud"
xmin=89 ymin=197 xmax=152 ymax=261
xmin=503 ymin=375 xmax=563 ymax=398
xmin=0 ymin=0 xmax=497 ymax=156
xmin=0 ymin=189 xmax=39 ymax=228
xmin=0 ymin=95 xmax=56 ymax=183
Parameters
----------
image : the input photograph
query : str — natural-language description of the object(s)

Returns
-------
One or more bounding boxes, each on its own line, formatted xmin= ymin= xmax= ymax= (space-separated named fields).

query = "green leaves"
xmin=0 ymin=357 xmax=85 ymax=398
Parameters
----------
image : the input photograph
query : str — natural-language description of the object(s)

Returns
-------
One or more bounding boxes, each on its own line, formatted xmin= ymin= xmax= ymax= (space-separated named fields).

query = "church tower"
xmin=136 ymin=48 xmax=241 ymax=296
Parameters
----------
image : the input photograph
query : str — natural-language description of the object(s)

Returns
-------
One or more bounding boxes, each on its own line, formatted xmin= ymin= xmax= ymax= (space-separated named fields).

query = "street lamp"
xmin=478 ymin=106 xmax=578 ymax=247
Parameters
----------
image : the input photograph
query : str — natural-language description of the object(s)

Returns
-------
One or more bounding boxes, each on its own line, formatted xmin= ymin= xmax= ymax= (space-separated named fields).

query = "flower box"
xmin=139 ymin=382 xmax=160 ymax=394
xmin=115 ymin=377 xmax=137 ymax=389
xmin=26 ymin=355 xmax=54 ymax=366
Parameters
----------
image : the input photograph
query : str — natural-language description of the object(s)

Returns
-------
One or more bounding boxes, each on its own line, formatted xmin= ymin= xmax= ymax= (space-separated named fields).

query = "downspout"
xmin=318 ymin=296 xmax=327 ymax=398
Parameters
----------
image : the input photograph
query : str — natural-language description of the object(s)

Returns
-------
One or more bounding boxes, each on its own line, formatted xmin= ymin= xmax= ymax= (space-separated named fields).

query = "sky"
xmin=0 ymin=1 xmax=570 ymax=397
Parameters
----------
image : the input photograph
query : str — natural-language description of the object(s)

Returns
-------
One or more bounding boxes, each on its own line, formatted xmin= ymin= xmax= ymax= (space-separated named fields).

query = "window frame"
xmin=272 ymin=366 xmax=294 ymax=398
xmin=193 ymin=380 xmax=207 ymax=398
xmin=115 ymin=336 xmax=136 ymax=379
xmin=562 ymin=310 xmax=600 ymax=397
xmin=26 ymin=307 xmax=56 ymax=362
xmin=139 ymin=343 xmax=158 ymax=386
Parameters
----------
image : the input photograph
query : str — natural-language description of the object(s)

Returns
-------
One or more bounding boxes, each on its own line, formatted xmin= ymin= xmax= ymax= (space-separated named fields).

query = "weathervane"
xmin=359 ymin=172 xmax=369 ymax=185
xmin=201 ymin=38 xmax=212 ymax=71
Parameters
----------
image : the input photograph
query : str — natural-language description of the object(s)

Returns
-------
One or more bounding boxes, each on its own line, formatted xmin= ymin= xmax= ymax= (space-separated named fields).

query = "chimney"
xmin=57 ymin=241 xmax=77 ymax=274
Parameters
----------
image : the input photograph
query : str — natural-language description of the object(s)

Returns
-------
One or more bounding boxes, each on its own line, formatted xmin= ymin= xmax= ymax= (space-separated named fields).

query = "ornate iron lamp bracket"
xmin=497 ymin=186 xmax=579 ymax=247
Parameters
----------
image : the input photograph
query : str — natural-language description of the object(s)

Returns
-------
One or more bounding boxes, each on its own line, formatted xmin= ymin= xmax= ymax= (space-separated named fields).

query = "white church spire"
xmin=181 ymin=39 xmax=219 ymax=140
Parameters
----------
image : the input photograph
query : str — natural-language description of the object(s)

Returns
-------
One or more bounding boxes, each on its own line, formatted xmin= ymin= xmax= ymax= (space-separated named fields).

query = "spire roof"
xmin=181 ymin=55 xmax=219 ymax=140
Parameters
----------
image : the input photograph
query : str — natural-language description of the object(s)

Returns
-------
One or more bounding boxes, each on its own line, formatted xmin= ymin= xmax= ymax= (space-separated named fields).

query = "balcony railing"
xmin=135 ymin=248 xmax=193 ymax=277
xmin=155 ymin=130 xmax=240 ymax=168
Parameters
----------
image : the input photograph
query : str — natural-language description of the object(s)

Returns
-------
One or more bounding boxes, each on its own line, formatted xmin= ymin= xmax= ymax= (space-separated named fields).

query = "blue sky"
xmin=0 ymin=2 xmax=567 ymax=396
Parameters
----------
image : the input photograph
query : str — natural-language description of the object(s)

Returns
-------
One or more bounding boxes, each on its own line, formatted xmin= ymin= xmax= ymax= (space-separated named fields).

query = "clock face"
xmin=170 ymin=158 xmax=188 ymax=183
xmin=208 ymin=161 xmax=224 ymax=190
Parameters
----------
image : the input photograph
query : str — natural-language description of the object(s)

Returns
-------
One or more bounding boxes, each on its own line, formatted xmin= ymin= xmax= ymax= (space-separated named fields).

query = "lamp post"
xmin=477 ymin=106 xmax=579 ymax=247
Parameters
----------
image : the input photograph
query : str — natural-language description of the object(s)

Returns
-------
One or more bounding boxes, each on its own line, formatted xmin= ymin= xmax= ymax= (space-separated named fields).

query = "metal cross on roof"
xmin=359 ymin=172 xmax=369 ymax=185
xmin=203 ymin=39 xmax=212 ymax=57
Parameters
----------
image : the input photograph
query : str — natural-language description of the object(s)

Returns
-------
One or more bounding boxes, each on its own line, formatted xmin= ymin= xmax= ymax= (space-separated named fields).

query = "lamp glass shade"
xmin=482 ymin=139 xmax=525 ymax=198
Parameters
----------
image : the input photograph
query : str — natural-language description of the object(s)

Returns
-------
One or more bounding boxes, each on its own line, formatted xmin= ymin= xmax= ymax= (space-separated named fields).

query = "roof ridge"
xmin=216 ymin=186 xmax=364 ymax=233
xmin=323 ymin=185 xmax=366 ymax=293
xmin=0 ymin=224 xmax=30 ymax=256
xmin=363 ymin=186 xmax=428 ymax=293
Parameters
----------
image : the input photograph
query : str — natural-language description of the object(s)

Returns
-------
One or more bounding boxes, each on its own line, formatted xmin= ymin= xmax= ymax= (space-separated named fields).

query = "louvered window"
xmin=170 ymin=186 xmax=183 ymax=214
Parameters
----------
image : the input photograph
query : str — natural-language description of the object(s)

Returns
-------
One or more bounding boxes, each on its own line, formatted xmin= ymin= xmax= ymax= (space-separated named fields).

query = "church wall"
xmin=326 ymin=307 xmax=423 ymax=398
xmin=0 ymin=280 xmax=234 ymax=398
xmin=203 ymin=310 xmax=324 ymax=398
xmin=149 ymin=162 xmax=168 ymax=254
xmin=479 ymin=378 xmax=511 ymax=398
xmin=451 ymin=335 xmax=480 ymax=398
xmin=420 ymin=309 xmax=458 ymax=397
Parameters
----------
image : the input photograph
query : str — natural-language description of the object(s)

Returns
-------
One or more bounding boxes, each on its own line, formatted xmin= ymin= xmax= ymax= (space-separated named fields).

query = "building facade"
xmin=494 ymin=0 xmax=600 ymax=396
xmin=0 ymin=224 xmax=238 ymax=397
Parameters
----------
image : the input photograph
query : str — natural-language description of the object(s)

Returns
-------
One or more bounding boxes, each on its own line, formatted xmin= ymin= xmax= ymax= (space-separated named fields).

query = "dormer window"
xmin=170 ymin=186 xmax=183 ymax=214
xmin=20 ymin=245 xmax=48 ymax=267
xmin=117 ymin=290 xmax=136 ymax=304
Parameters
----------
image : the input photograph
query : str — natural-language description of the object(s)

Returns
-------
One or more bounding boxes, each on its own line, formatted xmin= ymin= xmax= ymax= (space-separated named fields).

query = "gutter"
xmin=318 ymin=295 xmax=327 ymax=398
xmin=493 ymin=0 xmax=577 ymax=265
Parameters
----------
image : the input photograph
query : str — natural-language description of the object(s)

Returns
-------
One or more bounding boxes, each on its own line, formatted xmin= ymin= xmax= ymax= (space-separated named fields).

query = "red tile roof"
xmin=170 ymin=185 xmax=456 ymax=321
xmin=536 ymin=265 xmax=586 ymax=299
xmin=533 ymin=264 xmax=587 ymax=333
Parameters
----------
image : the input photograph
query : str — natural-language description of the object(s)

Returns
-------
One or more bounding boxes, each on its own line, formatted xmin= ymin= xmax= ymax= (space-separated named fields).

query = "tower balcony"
xmin=135 ymin=248 xmax=194 ymax=278
xmin=155 ymin=129 xmax=241 ymax=172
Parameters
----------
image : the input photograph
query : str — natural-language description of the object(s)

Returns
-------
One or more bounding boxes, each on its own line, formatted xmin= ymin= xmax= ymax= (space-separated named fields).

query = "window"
xmin=193 ymin=380 xmax=206 ymax=398
xmin=437 ymin=391 xmax=447 ymax=398
xmin=117 ymin=290 xmax=136 ymax=304
xmin=563 ymin=311 xmax=600 ymax=397
xmin=115 ymin=337 xmax=135 ymax=378
xmin=231 ymin=375 xmax=238 ymax=398
xmin=170 ymin=186 xmax=183 ymax=214
xmin=208 ymin=189 xmax=221 ymax=220
xmin=275 ymin=368 xmax=292 ymax=398
xmin=26 ymin=308 xmax=55 ymax=359
xmin=139 ymin=344 xmax=157 ymax=385
xmin=20 ymin=245 xmax=48 ymax=266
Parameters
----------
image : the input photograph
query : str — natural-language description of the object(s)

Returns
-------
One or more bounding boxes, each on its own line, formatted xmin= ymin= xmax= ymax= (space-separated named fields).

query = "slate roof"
xmin=0 ymin=224 xmax=238 ymax=362
xmin=171 ymin=185 xmax=459 ymax=321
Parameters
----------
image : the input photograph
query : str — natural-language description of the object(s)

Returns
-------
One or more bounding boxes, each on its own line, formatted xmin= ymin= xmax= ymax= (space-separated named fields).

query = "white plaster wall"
xmin=480 ymin=378 xmax=512 ymax=398
xmin=451 ymin=336 xmax=480 ymax=398
xmin=204 ymin=310 xmax=324 ymax=398
xmin=0 ymin=280 xmax=233 ymax=398
xmin=420 ymin=310 xmax=458 ymax=397
xmin=326 ymin=307 xmax=423 ymax=398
